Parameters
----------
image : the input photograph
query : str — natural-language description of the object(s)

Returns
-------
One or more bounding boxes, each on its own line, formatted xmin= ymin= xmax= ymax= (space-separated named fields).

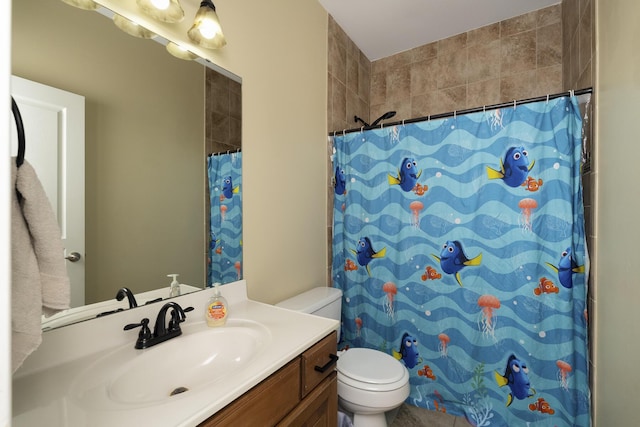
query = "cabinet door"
xmin=277 ymin=372 xmax=337 ymax=427
xmin=199 ymin=359 xmax=301 ymax=427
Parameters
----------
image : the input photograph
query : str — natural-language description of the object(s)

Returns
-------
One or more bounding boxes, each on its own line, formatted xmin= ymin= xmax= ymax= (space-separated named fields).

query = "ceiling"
xmin=317 ymin=0 xmax=560 ymax=61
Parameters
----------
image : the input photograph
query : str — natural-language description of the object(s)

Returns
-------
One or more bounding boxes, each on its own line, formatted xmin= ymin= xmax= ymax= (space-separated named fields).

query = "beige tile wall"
xmin=327 ymin=16 xmax=371 ymax=133
xmin=370 ymin=4 xmax=563 ymax=122
xmin=205 ymin=68 xmax=242 ymax=155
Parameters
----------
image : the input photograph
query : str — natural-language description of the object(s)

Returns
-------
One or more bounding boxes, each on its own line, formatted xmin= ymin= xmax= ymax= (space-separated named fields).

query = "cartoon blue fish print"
xmin=392 ymin=333 xmax=420 ymax=369
xmin=222 ymin=175 xmax=239 ymax=199
xmin=388 ymin=157 xmax=422 ymax=192
xmin=494 ymin=354 xmax=536 ymax=407
xmin=349 ymin=237 xmax=386 ymax=277
xmin=431 ymin=240 xmax=482 ymax=287
xmin=486 ymin=146 xmax=535 ymax=188
xmin=334 ymin=166 xmax=346 ymax=195
xmin=209 ymin=231 xmax=219 ymax=251
xmin=545 ymin=247 xmax=585 ymax=288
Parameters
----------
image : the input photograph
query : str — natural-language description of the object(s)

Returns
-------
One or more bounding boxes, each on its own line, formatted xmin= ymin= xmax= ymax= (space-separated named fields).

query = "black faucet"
xmin=124 ymin=302 xmax=194 ymax=349
xmin=116 ymin=287 xmax=138 ymax=309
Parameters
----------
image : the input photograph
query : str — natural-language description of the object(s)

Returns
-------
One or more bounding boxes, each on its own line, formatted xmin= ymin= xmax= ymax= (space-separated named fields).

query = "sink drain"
xmin=170 ymin=387 xmax=189 ymax=396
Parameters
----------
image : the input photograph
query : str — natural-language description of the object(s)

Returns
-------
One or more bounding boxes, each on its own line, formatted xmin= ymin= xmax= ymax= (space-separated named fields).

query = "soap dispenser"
xmin=168 ymin=274 xmax=181 ymax=297
xmin=206 ymin=282 xmax=228 ymax=327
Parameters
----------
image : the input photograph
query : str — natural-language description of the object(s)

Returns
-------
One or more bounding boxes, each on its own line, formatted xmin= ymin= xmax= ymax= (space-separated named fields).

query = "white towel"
xmin=11 ymin=159 xmax=70 ymax=373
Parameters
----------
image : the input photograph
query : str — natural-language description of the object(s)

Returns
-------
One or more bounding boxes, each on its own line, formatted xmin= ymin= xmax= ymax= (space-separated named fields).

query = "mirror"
xmin=11 ymin=0 xmax=242 ymax=329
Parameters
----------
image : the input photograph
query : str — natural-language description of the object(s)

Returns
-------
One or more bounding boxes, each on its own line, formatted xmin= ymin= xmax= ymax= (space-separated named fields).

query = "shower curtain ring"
xmin=402 ymin=119 xmax=405 ymax=127
xmin=360 ymin=126 xmax=364 ymax=133
xmin=513 ymin=100 xmax=517 ymax=110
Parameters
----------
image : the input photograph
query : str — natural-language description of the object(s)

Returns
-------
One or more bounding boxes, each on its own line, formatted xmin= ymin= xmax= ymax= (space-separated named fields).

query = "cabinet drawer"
xmin=199 ymin=358 xmax=301 ymax=427
xmin=300 ymin=331 xmax=338 ymax=398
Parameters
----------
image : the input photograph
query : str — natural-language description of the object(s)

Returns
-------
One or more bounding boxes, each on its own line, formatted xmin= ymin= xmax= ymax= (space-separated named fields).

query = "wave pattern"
xmin=332 ymin=98 xmax=590 ymax=426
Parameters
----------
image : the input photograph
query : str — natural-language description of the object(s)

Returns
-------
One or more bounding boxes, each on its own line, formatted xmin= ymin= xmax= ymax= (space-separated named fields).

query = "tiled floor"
xmin=389 ymin=404 xmax=469 ymax=427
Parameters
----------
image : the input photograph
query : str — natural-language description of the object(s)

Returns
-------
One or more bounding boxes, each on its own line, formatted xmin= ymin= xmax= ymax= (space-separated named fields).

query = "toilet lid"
xmin=338 ymin=348 xmax=406 ymax=384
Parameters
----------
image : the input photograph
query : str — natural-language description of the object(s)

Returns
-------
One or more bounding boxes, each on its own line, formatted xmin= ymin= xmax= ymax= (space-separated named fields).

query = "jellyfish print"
xmin=477 ymin=294 xmax=501 ymax=338
xmin=355 ymin=317 xmax=363 ymax=337
xmin=382 ymin=282 xmax=397 ymax=319
xmin=234 ymin=261 xmax=241 ymax=280
xmin=220 ymin=204 xmax=228 ymax=221
xmin=409 ymin=201 xmax=424 ymax=229
xmin=518 ymin=198 xmax=538 ymax=232
xmin=489 ymin=108 xmax=503 ymax=130
xmin=556 ymin=360 xmax=572 ymax=390
xmin=438 ymin=333 xmax=450 ymax=358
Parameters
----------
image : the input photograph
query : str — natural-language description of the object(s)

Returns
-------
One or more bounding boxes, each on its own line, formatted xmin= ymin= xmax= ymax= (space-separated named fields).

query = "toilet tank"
xmin=276 ymin=287 xmax=342 ymax=340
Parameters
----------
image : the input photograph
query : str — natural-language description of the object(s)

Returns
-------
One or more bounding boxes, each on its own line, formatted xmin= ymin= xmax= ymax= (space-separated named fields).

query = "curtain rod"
xmin=330 ymin=87 xmax=593 ymax=136
xmin=208 ymin=148 xmax=241 ymax=157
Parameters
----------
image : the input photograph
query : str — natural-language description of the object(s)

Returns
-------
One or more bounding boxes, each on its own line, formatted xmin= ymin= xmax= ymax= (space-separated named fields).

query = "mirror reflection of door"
xmin=10 ymin=75 xmax=86 ymax=307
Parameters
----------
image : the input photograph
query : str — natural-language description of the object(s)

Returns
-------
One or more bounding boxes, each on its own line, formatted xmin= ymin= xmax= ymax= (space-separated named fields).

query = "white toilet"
xmin=276 ymin=287 xmax=410 ymax=427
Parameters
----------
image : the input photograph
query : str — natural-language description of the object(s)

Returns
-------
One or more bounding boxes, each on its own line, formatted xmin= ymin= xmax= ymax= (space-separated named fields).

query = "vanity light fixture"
xmin=166 ymin=42 xmax=198 ymax=60
xmin=187 ymin=0 xmax=226 ymax=49
xmin=136 ymin=0 xmax=185 ymax=24
xmin=113 ymin=14 xmax=156 ymax=39
xmin=60 ymin=0 xmax=98 ymax=10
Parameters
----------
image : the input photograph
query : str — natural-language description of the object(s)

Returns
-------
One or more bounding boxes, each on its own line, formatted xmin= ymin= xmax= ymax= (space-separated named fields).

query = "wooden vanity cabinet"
xmin=199 ymin=331 xmax=338 ymax=427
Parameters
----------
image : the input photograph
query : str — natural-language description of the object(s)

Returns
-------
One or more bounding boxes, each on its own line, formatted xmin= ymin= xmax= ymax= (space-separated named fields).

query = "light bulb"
xmin=199 ymin=19 xmax=221 ymax=39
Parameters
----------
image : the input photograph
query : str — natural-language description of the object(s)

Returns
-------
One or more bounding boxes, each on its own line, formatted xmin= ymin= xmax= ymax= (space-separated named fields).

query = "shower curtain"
xmin=331 ymin=96 xmax=590 ymax=426
xmin=207 ymin=151 xmax=242 ymax=286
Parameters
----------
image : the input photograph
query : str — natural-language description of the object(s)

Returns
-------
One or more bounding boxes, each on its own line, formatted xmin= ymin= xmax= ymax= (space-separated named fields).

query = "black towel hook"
xmin=11 ymin=96 xmax=26 ymax=168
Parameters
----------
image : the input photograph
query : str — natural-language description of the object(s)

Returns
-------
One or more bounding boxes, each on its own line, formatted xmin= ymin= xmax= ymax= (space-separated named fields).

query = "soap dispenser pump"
xmin=168 ymin=274 xmax=181 ymax=297
xmin=206 ymin=282 xmax=228 ymax=327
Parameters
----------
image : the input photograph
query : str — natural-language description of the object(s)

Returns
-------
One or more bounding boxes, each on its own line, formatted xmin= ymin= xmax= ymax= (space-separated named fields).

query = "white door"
xmin=10 ymin=75 xmax=85 ymax=307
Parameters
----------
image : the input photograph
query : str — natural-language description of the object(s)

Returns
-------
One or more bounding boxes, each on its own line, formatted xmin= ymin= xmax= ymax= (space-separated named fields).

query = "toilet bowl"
xmin=337 ymin=347 xmax=410 ymax=427
xmin=276 ymin=287 xmax=410 ymax=427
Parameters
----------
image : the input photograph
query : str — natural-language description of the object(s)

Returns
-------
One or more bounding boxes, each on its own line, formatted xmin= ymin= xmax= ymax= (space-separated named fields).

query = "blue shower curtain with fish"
xmin=331 ymin=96 xmax=590 ymax=426
xmin=207 ymin=152 xmax=242 ymax=286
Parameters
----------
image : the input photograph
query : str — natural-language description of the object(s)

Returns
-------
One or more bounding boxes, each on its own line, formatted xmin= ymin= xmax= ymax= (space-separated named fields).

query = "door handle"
xmin=65 ymin=252 xmax=82 ymax=262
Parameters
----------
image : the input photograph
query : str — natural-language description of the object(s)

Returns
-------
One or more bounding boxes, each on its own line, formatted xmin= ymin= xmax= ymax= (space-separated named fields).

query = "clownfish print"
xmin=534 ymin=277 xmax=559 ymax=295
xmin=417 ymin=365 xmax=436 ymax=380
xmin=529 ymin=397 xmax=555 ymax=414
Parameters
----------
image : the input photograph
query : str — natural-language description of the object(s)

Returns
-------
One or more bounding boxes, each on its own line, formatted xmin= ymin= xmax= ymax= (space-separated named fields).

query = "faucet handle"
xmin=124 ymin=318 xmax=152 ymax=349
xmin=168 ymin=306 xmax=194 ymax=332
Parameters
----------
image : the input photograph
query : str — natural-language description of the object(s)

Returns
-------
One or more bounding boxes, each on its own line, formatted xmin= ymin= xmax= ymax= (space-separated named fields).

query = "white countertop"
xmin=12 ymin=280 xmax=339 ymax=426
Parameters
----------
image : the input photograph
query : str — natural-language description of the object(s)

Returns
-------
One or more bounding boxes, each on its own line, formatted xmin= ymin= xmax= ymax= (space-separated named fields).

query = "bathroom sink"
xmin=70 ymin=319 xmax=271 ymax=409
